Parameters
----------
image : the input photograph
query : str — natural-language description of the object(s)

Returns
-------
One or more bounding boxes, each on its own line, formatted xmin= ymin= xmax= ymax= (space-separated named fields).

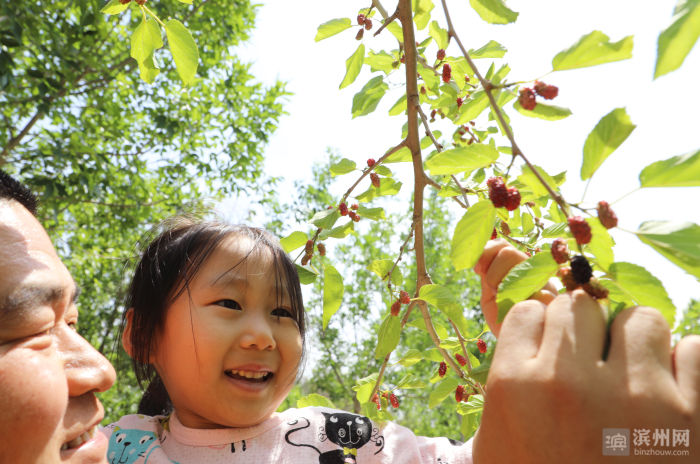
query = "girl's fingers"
xmin=673 ymin=335 xmax=700 ymax=411
xmin=538 ymin=290 xmax=608 ymax=363
xmin=606 ymin=306 xmax=673 ymax=373
xmin=493 ymin=299 xmax=546 ymax=370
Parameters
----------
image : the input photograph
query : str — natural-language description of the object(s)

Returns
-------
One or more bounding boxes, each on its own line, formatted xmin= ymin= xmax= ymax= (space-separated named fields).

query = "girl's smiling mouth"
xmin=224 ymin=368 xmax=274 ymax=383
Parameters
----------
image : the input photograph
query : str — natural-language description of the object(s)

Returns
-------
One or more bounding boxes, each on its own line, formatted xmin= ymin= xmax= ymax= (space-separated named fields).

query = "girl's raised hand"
xmin=474 ymin=240 xmax=557 ymax=337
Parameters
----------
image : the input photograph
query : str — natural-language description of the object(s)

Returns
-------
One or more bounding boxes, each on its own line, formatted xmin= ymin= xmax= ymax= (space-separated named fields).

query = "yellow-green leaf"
xmin=296 ymin=265 xmax=318 ymax=285
xmin=131 ymin=16 xmax=162 ymax=63
xmin=451 ymin=201 xmax=496 ymax=271
xmin=469 ymin=40 xmax=507 ymax=59
xmin=429 ymin=378 xmax=460 ymax=408
xmin=413 ymin=0 xmax=434 ymax=30
xmin=639 ymin=149 xmax=700 ymax=187
xmin=426 ymin=144 xmax=499 ymax=175
xmin=552 ymin=31 xmax=633 ymax=71
xmin=581 ymin=108 xmax=635 ymax=180
xmin=323 ymin=264 xmax=344 ymax=329
xmin=280 ymin=231 xmax=308 ymax=253
xmin=497 ymin=252 xmax=559 ymax=321
xmin=375 ymin=314 xmax=402 ymax=358
xmin=388 ymin=94 xmax=407 ymax=116
xmin=165 ymin=19 xmax=198 ymax=85
xmin=352 ymin=75 xmax=387 ymax=118
xmin=136 ymin=53 xmax=160 ymax=84
xmin=330 ymin=158 xmax=357 ymax=176
xmin=315 ymin=18 xmax=352 ymax=42
xmin=655 ymin=0 xmax=700 ymax=78
xmin=297 ymin=393 xmax=335 ymax=409
xmin=636 ymin=221 xmax=700 ymax=280
xmin=608 ymin=262 xmax=676 ymax=328
xmin=513 ymin=100 xmax=571 ymax=120
xmin=585 ymin=217 xmax=614 ymax=270
xmin=455 ymin=91 xmax=490 ymax=124
xmin=340 ymin=44 xmax=365 ymax=89
xmin=101 ymin=0 xmax=129 ymax=15
xmin=429 ymin=20 xmax=448 ymax=49
xmin=368 ymin=259 xmax=403 ymax=286
xmin=310 ymin=208 xmax=340 ymax=230
xmin=469 ymin=0 xmax=518 ymax=24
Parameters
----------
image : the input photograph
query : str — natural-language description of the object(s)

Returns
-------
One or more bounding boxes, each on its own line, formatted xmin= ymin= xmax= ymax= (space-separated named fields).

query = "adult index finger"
xmin=491 ymin=299 xmax=546 ymax=371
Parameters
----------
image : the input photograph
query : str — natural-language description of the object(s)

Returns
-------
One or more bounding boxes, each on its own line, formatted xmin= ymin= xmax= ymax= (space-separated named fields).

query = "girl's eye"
xmin=271 ymin=308 xmax=293 ymax=318
xmin=215 ymin=299 xmax=242 ymax=310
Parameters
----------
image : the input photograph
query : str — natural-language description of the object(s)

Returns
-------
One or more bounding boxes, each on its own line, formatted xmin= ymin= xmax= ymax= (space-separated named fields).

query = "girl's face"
xmin=151 ymin=234 xmax=302 ymax=429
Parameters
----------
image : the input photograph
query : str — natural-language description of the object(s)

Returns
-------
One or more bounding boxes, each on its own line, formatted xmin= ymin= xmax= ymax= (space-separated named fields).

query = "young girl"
xmin=102 ymin=218 xmax=473 ymax=463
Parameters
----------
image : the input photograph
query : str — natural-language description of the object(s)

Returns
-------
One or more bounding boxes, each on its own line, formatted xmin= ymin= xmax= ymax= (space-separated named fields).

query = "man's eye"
xmin=271 ymin=308 xmax=293 ymax=318
xmin=215 ymin=299 xmax=242 ymax=310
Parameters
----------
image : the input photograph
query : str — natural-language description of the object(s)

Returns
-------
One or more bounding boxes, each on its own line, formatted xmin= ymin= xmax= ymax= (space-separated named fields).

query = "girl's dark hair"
xmin=122 ymin=218 xmax=306 ymax=416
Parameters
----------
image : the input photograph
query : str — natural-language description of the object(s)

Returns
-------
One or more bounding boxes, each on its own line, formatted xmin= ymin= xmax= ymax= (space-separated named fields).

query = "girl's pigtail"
xmin=138 ymin=374 xmax=172 ymax=416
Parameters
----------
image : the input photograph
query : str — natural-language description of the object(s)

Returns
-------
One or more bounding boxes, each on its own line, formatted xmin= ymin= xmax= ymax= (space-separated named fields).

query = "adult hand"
xmin=474 ymin=239 xmax=557 ymax=337
xmin=472 ymin=290 xmax=700 ymax=463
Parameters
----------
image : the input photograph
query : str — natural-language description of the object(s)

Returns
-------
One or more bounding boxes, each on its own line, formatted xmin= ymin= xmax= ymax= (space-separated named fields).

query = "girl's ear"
xmin=122 ymin=308 xmax=135 ymax=358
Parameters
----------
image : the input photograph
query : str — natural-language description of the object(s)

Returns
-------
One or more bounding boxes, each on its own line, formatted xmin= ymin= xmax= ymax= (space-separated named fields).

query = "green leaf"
xmin=654 ymin=0 xmax=700 ymax=78
xmin=636 ymin=221 xmax=700 ymax=280
xmin=136 ymin=53 xmax=160 ymax=84
xmin=356 ymin=177 xmax=402 ymax=201
xmin=177 ymin=0 xmax=193 ymax=3
xmin=297 ymin=393 xmax=335 ymax=409
xmin=451 ymin=201 xmax=497 ymax=271
xmin=413 ymin=0 xmax=434 ymax=30
xmin=310 ymin=208 xmax=340 ymax=230
xmin=385 ymin=146 xmax=412 ymax=164
xmin=497 ymin=252 xmax=559 ymax=321
xmin=315 ymin=18 xmax=352 ymax=41
xmin=455 ymin=91 xmax=490 ymax=124
xmin=469 ymin=0 xmax=518 ymax=24
xmin=581 ymin=108 xmax=636 ymax=180
xmin=165 ymin=19 xmax=199 ymax=85
xmin=397 ymin=349 xmax=424 ymax=367
xmin=386 ymin=21 xmax=404 ymax=43
xmin=469 ymin=40 xmax=507 ymax=59
xmin=639 ymin=149 xmax=700 ymax=187
xmin=322 ymin=264 xmax=344 ymax=329
xmin=513 ymin=100 xmax=572 ymax=120
xmin=351 ymin=75 xmax=388 ymax=118
xmin=518 ymin=164 xmax=560 ymax=198
xmin=608 ymin=262 xmax=676 ymax=327
xmin=375 ymin=314 xmax=402 ymax=358
xmin=418 ymin=62 xmax=440 ymax=90
xmin=296 ymin=265 xmax=318 ymax=285
xmin=429 ymin=378 xmax=460 ymax=408
xmin=552 ymin=31 xmax=633 ymax=71
xmin=368 ymin=259 xmax=403 ymax=286
xmin=426 ymin=144 xmax=499 ymax=175
xmin=470 ymin=351 xmax=493 ymax=384
xmin=585 ymin=218 xmax=614 ymax=270
xmin=388 ymin=94 xmax=407 ymax=116
xmin=366 ymin=50 xmax=395 ymax=74
xmin=131 ymin=16 xmax=163 ymax=63
xmin=340 ymin=44 xmax=365 ymax=89
xmin=330 ymin=158 xmax=357 ymax=176
xmin=358 ymin=205 xmax=385 ymax=221
xmin=280 ymin=231 xmax=308 ymax=253
xmin=417 ymin=284 xmax=457 ymax=308
xmin=429 ymin=20 xmax=448 ymax=49
xmin=325 ymin=221 xmax=355 ymax=239
xmin=352 ymin=373 xmax=379 ymax=403
xmin=101 ymin=0 xmax=129 ymax=15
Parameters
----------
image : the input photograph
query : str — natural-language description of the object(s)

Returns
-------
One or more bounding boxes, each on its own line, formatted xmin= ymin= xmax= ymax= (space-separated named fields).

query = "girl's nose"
xmin=238 ymin=314 xmax=276 ymax=351
xmin=61 ymin=325 xmax=116 ymax=396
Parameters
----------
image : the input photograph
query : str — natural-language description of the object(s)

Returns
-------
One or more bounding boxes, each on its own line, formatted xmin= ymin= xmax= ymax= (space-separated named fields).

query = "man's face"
xmin=0 ymin=200 xmax=116 ymax=463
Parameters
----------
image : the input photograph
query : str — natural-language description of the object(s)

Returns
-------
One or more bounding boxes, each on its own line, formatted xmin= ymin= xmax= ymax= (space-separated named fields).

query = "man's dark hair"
xmin=0 ymin=170 xmax=37 ymax=215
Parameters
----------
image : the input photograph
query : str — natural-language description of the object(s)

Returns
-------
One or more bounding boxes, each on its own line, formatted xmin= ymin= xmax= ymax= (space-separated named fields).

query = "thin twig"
xmin=374 ymin=8 xmax=399 ymax=37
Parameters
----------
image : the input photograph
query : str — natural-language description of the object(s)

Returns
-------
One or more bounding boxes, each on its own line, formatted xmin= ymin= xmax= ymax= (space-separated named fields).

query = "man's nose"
xmin=61 ymin=326 xmax=116 ymax=396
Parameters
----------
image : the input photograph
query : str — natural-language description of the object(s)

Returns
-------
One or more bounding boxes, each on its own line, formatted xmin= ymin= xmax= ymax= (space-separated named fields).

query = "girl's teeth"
xmin=229 ymin=369 xmax=268 ymax=379
xmin=61 ymin=426 xmax=96 ymax=451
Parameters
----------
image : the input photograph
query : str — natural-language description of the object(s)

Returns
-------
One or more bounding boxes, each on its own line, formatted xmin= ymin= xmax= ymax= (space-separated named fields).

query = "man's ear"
xmin=122 ymin=308 xmax=135 ymax=358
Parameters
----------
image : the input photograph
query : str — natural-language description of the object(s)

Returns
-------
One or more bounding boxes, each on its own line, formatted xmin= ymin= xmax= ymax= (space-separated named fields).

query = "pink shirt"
xmin=102 ymin=407 xmax=473 ymax=463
